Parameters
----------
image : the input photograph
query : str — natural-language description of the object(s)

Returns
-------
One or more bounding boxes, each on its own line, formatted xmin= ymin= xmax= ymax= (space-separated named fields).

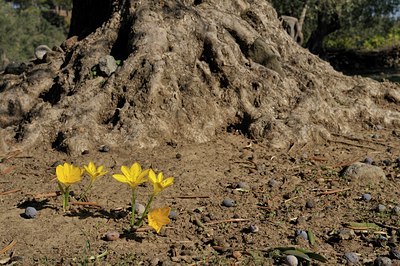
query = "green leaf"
xmin=305 ymin=252 xmax=328 ymax=263
xmin=307 ymin=230 xmax=316 ymax=245
xmin=283 ymin=249 xmax=311 ymax=261
xmin=346 ymin=222 xmax=381 ymax=230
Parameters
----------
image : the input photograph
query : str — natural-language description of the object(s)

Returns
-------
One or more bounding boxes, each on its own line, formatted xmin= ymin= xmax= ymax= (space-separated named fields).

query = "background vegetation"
xmin=0 ymin=0 xmax=71 ymax=63
xmin=269 ymin=0 xmax=400 ymax=52
xmin=1 ymin=0 xmax=399 ymax=64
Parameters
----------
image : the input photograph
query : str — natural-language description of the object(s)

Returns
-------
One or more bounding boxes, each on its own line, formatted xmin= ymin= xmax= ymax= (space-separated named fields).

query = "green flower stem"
xmin=58 ymin=182 xmax=68 ymax=212
xmin=131 ymin=188 xmax=136 ymax=227
xmin=63 ymin=186 xmax=70 ymax=212
xmin=136 ymin=194 xmax=155 ymax=227
xmin=78 ymin=181 xmax=94 ymax=201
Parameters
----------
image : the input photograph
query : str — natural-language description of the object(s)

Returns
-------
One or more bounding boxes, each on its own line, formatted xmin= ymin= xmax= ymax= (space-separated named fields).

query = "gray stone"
xmin=134 ymin=203 xmax=145 ymax=215
xmin=377 ymin=204 xmax=386 ymax=213
xmin=98 ymin=55 xmax=117 ymax=76
xmin=24 ymin=207 xmax=37 ymax=218
xmin=392 ymin=206 xmax=400 ymax=215
xmin=374 ymin=256 xmax=392 ymax=266
xmin=342 ymin=162 xmax=386 ymax=185
xmin=344 ymin=252 xmax=359 ymax=265
xmin=35 ymin=45 xmax=52 ymax=60
xmin=222 ymin=198 xmax=235 ymax=207
xmin=285 ymin=255 xmax=298 ymax=266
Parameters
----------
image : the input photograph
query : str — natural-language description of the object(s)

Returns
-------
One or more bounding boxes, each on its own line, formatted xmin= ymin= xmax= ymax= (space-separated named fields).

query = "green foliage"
xmin=325 ymin=23 xmax=400 ymax=50
xmin=0 ymin=0 xmax=68 ymax=62
xmin=269 ymin=0 xmax=400 ymax=50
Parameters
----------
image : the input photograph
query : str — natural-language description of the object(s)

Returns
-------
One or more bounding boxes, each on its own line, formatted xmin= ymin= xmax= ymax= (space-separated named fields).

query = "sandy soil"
xmin=1 ymin=127 xmax=400 ymax=265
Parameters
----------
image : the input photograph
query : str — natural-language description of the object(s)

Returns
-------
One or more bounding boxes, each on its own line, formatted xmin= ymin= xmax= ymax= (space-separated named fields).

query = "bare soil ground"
xmin=1 ymin=126 xmax=400 ymax=265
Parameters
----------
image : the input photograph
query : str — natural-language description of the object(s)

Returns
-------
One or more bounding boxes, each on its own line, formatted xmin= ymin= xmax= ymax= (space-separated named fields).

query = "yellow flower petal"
xmin=56 ymin=162 xmax=83 ymax=186
xmin=121 ymin=165 xmax=130 ymax=178
xmin=130 ymin=163 xmax=141 ymax=177
xmin=112 ymin=163 xmax=149 ymax=189
xmin=112 ymin=174 xmax=129 ymax=183
xmin=148 ymin=170 xmax=174 ymax=195
xmin=148 ymin=169 xmax=157 ymax=184
xmin=84 ymin=162 xmax=107 ymax=181
xmin=148 ymin=207 xmax=171 ymax=233
xmin=161 ymin=177 xmax=174 ymax=188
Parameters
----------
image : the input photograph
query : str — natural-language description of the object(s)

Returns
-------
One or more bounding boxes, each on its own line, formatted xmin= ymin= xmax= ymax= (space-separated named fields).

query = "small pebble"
xmin=296 ymin=216 xmax=306 ymax=225
xmin=232 ymin=250 xmax=242 ymax=259
xmin=390 ymin=247 xmax=400 ymax=260
xmin=377 ymin=204 xmax=386 ymax=213
xmin=24 ymin=207 xmax=37 ymax=219
xmin=222 ymin=198 xmax=235 ymax=207
xmin=237 ymin=181 xmax=250 ymax=190
xmin=305 ymin=199 xmax=315 ymax=208
xmin=344 ymin=252 xmax=359 ymax=265
xmin=363 ymin=157 xmax=374 ymax=164
xmin=99 ymin=145 xmax=110 ymax=152
xmin=105 ymin=231 xmax=120 ymax=241
xmin=175 ymin=153 xmax=182 ymax=159
xmin=134 ymin=203 xmax=145 ymax=215
xmin=150 ymin=258 xmax=160 ymax=266
xmin=81 ymin=149 xmax=89 ymax=155
xmin=383 ymin=159 xmax=391 ymax=166
xmin=268 ymin=179 xmax=279 ymax=188
xmin=285 ymin=254 xmax=298 ymax=266
xmin=392 ymin=206 xmax=400 ymax=215
xmin=361 ymin=193 xmax=372 ymax=201
xmin=169 ymin=210 xmax=178 ymax=220
xmin=374 ymin=256 xmax=392 ymax=266
xmin=249 ymin=224 xmax=259 ymax=233
xmin=295 ymin=230 xmax=308 ymax=240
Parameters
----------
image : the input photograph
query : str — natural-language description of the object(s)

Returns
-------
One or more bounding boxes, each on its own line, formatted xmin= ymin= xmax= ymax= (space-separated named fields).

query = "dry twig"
xmin=0 ymin=189 xmax=21 ymax=196
xmin=317 ymin=188 xmax=350 ymax=196
xmin=0 ymin=240 xmax=16 ymax=254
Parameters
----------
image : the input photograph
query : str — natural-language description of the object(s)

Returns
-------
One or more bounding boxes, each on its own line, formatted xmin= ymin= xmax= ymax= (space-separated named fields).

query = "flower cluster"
xmin=55 ymin=161 xmax=173 ymax=234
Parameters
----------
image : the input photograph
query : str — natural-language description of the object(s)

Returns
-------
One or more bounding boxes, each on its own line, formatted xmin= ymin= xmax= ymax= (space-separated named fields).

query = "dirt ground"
xmin=1 ymin=125 xmax=400 ymax=265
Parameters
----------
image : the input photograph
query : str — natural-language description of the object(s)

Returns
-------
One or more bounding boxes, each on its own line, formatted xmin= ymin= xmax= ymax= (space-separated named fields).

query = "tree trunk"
xmin=306 ymin=7 xmax=340 ymax=55
xmin=0 ymin=0 xmax=399 ymax=155
xmin=68 ymin=0 xmax=114 ymax=38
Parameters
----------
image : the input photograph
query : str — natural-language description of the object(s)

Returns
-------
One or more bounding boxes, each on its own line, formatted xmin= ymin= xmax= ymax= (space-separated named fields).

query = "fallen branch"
xmin=0 ymin=240 xmax=16 ymax=254
xmin=204 ymin=218 xmax=250 ymax=226
xmin=0 ymin=189 xmax=21 ymax=196
xmin=309 ymin=156 xmax=328 ymax=162
xmin=317 ymin=188 xmax=350 ymax=196
xmin=171 ymin=195 xmax=210 ymax=199
xmin=0 ymin=166 xmax=15 ymax=175
xmin=331 ymin=133 xmax=393 ymax=148
xmin=33 ymin=192 xmax=59 ymax=199
xmin=328 ymin=139 xmax=378 ymax=150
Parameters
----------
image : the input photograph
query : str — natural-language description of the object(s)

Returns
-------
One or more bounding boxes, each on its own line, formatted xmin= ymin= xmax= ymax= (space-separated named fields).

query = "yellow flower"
xmin=84 ymin=161 xmax=107 ymax=182
xmin=148 ymin=169 xmax=174 ymax=195
xmin=148 ymin=207 xmax=171 ymax=233
xmin=112 ymin=162 xmax=149 ymax=189
xmin=56 ymin=162 xmax=83 ymax=186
